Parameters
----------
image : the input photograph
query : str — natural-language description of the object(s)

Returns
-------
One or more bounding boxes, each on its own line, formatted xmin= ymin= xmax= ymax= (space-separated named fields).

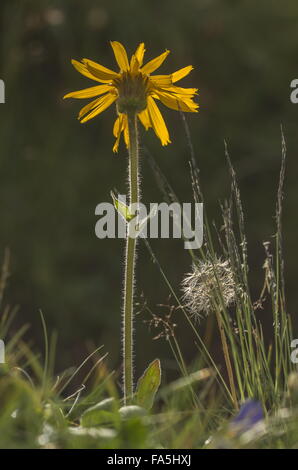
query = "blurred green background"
xmin=0 ymin=0 xmax=298 ymax=379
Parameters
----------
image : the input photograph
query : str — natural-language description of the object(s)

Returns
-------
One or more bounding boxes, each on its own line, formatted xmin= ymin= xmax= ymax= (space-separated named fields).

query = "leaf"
xmin=135 ymin=359 xmax=161 ymax=410
xmin=80 ymin=398 xmax=117 ymax=427
xmin=111 ymin=191 xmax=135 ymax=222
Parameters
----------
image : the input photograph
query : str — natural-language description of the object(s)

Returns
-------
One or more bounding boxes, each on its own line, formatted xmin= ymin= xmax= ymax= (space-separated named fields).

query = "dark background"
xmin=0 ymin=0 xmax=297 ymax=379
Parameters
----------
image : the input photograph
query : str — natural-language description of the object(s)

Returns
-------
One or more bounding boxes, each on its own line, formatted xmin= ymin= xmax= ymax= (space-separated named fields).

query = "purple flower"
xmin=230 ymin=399 xmax=263 ymax=434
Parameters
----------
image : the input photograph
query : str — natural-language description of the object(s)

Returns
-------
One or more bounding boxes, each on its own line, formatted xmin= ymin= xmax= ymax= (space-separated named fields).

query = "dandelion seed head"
xmin=181 ymin=257 xmax=237 ymax=319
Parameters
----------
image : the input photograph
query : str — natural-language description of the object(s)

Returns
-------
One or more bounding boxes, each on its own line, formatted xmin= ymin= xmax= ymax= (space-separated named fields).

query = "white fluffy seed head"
xmin=181 ymin=257 xmax=237 ymax=319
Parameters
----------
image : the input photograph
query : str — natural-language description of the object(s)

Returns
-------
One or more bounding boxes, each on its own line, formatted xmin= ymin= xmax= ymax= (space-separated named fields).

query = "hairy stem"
xmin=123 ymin=111 xmax=139 ymax=404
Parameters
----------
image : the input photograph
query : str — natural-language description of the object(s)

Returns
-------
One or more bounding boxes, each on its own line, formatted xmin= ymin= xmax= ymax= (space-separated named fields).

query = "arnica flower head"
xmin=181 ymin=257 xmax=237 ymax=319
xmin=63 ymin=41 xmax=198 ymax=152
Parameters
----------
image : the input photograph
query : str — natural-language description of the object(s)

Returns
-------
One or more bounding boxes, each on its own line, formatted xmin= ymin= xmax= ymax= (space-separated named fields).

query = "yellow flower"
xmin=64 ymin=41 xmax=198 ymax=152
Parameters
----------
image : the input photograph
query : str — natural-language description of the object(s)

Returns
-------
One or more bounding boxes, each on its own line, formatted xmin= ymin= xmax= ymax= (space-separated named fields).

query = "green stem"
xmin=123 ymin=111 xmax=139 ymax=404
xmin=215 ymin=309 xmax=238 ymax=409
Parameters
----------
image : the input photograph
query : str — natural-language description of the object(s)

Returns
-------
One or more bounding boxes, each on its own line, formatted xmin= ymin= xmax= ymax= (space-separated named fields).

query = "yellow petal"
xmin=112 ymin=113 xmax=129 ymax=149
xmin=141 ymin=50 xmax=170 ymax=75
xmin=80 ymin=93 xmax=117 ymax=123
xmin=113 ymin=114 xmax=123 ymax=137
xmin=64 ymin=84 xmax=113 ymax=99
xmin=123 ymin=114 xmax=129 ymax=147
xmin=129 ymin=54 xmax=140 ymax=74
xmin=154 ymin=89 xmax=198 ymax=112
xmin=113 ymin=114 xmax=125 ymax=153
xmin=110 ymin=41 xmax=129 ymax=71
xmin=78 ymin=97 xmax=103 ymax=119
xmin=71 ymin=59 xmax=103 ymax=83
xmin=138 ymin=108 xmax=151 ymax=130
xmin=147 ymin=96 xmax=171 ymax=146
xmin=172 ymin=65 xmax=193 ymax=83
xmin=149 ymin=74 xmax=173 ymax=88
xmin=134 ymin=43 xmax=145 ymax=67
xmin=163 ymin=85 xmax=198 ymax=96
xmin=83 ymin=59 xmax=119 ymax=82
